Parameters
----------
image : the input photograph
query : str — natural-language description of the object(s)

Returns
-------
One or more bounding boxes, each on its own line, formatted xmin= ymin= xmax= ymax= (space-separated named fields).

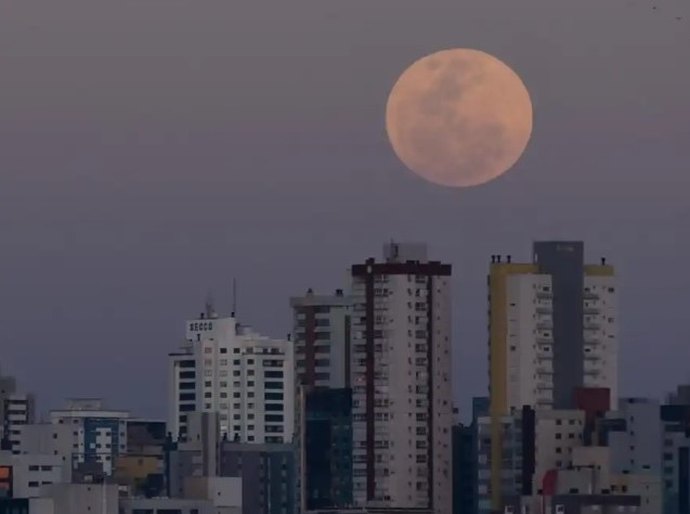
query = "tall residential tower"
xmin=488 ymin=241 xmax=617 ymax=413
xmin=349 ymin=242 xmax=452 ymax=513
xmin=487 ymin=241 xmax=617 ymax=512
xmin=168 ymin=305 xmax=294 ymax=444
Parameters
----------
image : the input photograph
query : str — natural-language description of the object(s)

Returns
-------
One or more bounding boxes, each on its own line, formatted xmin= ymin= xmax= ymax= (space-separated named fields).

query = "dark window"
xmin=265 ymin=414 xmax=284 ymax=423
xmin=265 ymin=392 xmax=284 ymax=401
xmin=265 ymin=404 xmax=283 ymax=412
xmin=265 ymin=382 xmax=284 ymax=390
xmin=265 ymin=371 xmax=284 ymax=379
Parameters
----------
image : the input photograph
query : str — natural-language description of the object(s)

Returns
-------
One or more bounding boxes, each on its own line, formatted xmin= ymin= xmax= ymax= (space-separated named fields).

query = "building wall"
xmin=40 ymin=483 xmax=119 ymax=514
xmin=607 ymin=398 xmax=661 ymax=475
xmin=4 ymin=394 xmax=35 ymax=454
xmin=14 ymin=424 xmax=73 ymax=466
xmin=219 ymin=442 xmax=297 ymax=514
xmin=532 ymin=410 xmax=586 ymax=494
xmin=169 ymin=350 xmax=198 ymax=441
xmin=301 ymin=387 xmax=353 ymax=510
xmin=0 ymin=452 xmax=68 ymax=499
xmin=291 ymin=290 xmax=352 ymax=389
xmin=50 ymin=399 xmax=129 ymax=476
xmin=582 ymin=272 xmax=617 ymax=407
xmin=660 ymin=402 xmax=690 ymax=514
xmin=452 ymin=424 xmax=475 ymax=514
xmin=350 ymin=243 xmax=452 ymax=513
xmin=121 ymin=497 xmax=220 ymax=514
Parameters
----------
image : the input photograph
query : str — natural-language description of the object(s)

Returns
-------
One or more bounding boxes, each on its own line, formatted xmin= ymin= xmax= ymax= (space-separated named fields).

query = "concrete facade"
xmin=50 ymin=398 xmax=129 ymax=477
xmin=169 ymin=306 xmax=294 ymax=445
xmin=291 ymin=289 xmax=352 ymax=389
xmin=219 ymin=442 xmax=297 ymax=514
xmin=350 ymin=243 xmax=453 ymax=513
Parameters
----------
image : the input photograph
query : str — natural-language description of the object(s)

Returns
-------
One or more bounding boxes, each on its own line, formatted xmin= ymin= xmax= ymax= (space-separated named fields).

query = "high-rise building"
xmin=487 ymin=242 xmax=617 ymax=513
xmin=297 ymin=386 xmax=353 ymax=511
xmin=488 ymin=241 xmax=617 ymax=414
xmin=168 ymin=306 xmax=294 ymax=444
xmin=290 ymin=289 xmax=352 ymax=389
xmin=349 ymin=242 xmax=452 ymax=513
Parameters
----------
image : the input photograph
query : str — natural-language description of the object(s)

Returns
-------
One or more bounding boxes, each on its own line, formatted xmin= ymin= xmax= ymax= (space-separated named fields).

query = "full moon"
xmin=386 ymin=48 xmax=533 ymax=187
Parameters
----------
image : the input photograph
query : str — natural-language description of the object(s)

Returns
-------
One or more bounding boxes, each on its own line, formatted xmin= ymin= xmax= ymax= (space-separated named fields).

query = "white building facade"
xmin=49 ymin=399 xmax=129 ymax=476
xmin=489 ymin=242 xmax=617 ymax=414
xmin=169 ymin=308 xmax=294 ymax=444
xmin=349 ymin=243 xmax=452 ymax=513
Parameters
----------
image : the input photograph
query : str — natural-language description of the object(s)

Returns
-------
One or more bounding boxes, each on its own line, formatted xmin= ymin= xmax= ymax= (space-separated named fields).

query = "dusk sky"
xmin=1 ymin=0 xmax=689 ymax=419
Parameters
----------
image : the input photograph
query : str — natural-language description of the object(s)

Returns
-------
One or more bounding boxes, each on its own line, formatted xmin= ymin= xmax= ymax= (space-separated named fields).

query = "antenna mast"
xmin=232 ymin=278 xmax=237 ymax=317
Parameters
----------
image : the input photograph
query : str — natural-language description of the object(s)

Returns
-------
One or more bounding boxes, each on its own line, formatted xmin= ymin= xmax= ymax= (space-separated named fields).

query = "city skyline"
xmin=0 ymin=238 xmax=686 ymax=421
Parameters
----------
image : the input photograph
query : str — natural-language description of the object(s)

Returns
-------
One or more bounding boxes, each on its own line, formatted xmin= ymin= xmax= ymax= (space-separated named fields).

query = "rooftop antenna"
xmin=232 ymin=278 xmax=237 ymax=318
xmin=205 ymin=291 xmax=216 ymax=319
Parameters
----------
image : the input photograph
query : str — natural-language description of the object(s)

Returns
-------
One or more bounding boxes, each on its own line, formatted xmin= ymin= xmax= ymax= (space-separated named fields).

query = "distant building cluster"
xmin=0 ymin=241 xmax=688 ymax=514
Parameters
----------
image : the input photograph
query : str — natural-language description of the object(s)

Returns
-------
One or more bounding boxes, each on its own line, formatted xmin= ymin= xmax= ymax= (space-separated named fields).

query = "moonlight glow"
xmin=386 ymin=48 xmax=533 ymax=187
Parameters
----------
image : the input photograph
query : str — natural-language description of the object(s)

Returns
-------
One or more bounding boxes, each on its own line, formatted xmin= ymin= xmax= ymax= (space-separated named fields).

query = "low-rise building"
xmin=50 ymin=398 xmax=129 ymax=477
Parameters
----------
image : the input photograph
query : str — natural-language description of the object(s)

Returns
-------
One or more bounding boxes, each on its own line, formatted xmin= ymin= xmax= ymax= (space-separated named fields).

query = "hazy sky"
xmin=1 ymin=0 xmax=689 ymax=419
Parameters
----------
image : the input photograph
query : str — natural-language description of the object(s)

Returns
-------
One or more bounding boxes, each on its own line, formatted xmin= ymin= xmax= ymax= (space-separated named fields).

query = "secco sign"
xmin=189 ymin=321 xmax=214 ymax=332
